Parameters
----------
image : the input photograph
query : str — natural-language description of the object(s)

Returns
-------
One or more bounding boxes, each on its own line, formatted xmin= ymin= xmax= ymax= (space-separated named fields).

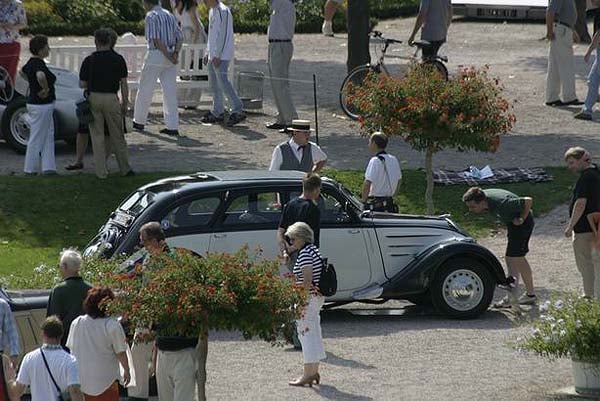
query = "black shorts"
xmin=506 ymin=214 xmax=534 ymax=257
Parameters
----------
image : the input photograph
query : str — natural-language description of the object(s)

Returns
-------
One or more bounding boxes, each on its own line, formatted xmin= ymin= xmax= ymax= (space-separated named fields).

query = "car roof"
xmin=139 ymin=170 xmax=309 ymax=197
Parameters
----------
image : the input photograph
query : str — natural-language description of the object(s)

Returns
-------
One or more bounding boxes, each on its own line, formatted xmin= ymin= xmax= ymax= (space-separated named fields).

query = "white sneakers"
xmin=322 ymin=21 xmax=334 ymax=37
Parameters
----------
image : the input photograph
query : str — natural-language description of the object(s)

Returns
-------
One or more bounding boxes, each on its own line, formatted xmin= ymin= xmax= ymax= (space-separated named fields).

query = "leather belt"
xmin=555 ymin=20 xmax=572 ymax=29
xmin=269 ymin=39 xmax=292 ymax=43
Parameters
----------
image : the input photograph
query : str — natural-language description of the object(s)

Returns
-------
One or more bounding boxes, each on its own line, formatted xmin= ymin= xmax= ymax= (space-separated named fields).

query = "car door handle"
xmin=213 ymin=234 xmax=227 ymax=238
xmin=348 ymin=229 xmax=360 ymax=234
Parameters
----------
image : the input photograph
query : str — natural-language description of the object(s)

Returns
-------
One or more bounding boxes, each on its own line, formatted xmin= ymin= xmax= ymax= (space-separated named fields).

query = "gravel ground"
xmin=4 ymin=17 xmax=600 ymax=401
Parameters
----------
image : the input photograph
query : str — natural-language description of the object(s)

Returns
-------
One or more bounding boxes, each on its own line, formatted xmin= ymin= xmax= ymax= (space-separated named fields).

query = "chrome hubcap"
xmin=10 ymin=108 xmax=30 ymax=146
xmin=442 ymin=269 xmax=484 ymax=312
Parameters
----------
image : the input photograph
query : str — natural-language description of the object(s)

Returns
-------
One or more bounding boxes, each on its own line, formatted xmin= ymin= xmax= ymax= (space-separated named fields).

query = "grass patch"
xmin=0 ymin=168 xmax=575 ymax=284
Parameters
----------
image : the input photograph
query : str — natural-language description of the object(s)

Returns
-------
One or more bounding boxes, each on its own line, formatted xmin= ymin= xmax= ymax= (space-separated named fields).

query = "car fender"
xmin=381 ymin=238 xmax=507 ymax=297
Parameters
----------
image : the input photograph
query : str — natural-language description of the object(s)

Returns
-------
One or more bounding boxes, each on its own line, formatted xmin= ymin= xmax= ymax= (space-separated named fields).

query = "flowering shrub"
xmin=100 ymin=248 xmax=307 ymax=401
xmin=519 ymin=295 xmax=600 ymax=363
xmin=348 ymin=64 xmax=516 ymax=214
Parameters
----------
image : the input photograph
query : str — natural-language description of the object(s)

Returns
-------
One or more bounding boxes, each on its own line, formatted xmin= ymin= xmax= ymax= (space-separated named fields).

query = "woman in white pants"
xmin=285 ymin=222 xmax=326 ymax=387
xmin=20 ymin=35 xmax=56 ymax=175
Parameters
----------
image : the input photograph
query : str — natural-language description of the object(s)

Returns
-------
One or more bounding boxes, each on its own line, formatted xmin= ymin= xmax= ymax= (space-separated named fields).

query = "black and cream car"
xmin=84 ymin=170 xmax=510 ymax=319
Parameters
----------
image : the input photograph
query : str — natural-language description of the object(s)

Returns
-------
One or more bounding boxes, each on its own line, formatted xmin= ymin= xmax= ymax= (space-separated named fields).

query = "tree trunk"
xmin=347 ymin=0 xmax=371 ymax=73
xmin=425 ymin=146 xmax=435 ymax=215
xmin=196 ymin=313 xmax=209 ymax=401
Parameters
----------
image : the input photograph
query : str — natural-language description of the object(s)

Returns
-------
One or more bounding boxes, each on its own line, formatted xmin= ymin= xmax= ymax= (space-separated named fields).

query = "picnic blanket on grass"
xmin=434 ymin=167 xmax=553 ymax=186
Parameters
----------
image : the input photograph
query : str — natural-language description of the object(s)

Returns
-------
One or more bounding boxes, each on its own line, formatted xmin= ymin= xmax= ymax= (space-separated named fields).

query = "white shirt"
xmin=365 ymin=153 xmax=402 ymax=197
xmin=206 ymin=2 xmax=234 ymax=61
xmin=66 ymin=315 xmax=128 ymax=396
xmin=269 ymin=139 xmax=327 ymax=170
xmin=17 ymin=346 xmax=79 ymax=401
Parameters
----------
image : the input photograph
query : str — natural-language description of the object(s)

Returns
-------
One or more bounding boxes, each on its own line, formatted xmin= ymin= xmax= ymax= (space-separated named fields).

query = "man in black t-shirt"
xmin=564 ymin=147 xmax=600 ymax=297
xmin=278 ymin=174 xmax=322 ymax=261
xmin=79 ymin=28 xmax=133 ymax=179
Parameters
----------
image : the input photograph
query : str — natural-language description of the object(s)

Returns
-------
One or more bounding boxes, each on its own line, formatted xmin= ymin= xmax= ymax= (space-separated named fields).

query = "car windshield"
xmin=119 ymin=190 xmax=156 ymax=216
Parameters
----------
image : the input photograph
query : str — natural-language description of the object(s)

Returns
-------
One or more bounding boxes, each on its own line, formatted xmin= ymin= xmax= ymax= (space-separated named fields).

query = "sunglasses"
xmin=284 ymin=235 xmax=294 ymax=245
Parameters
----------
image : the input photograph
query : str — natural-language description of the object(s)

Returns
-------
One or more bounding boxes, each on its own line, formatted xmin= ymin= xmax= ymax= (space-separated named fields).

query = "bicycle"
xmin=339 ymin=30 xmax=449 ymax=120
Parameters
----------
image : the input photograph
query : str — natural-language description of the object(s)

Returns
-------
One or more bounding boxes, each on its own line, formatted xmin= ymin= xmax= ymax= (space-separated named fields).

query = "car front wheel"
xmin=431 ymin=258 xmax=494 ymax=319
xmin=1 ymin=96 xmax=29 ymax=154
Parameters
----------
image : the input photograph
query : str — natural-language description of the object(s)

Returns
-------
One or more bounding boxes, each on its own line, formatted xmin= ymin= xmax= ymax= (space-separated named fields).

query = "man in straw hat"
xmin=269 ymin=119 xmax=327 ymax=173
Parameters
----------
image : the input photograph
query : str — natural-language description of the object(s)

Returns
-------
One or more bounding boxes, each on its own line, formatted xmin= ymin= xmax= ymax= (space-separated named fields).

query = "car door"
xmin=208 ymin=189 xmax=284 ymax=260
xmin=318 ymin=188 xmax=375 ymax=295
xmin=158 ymin=193 xmax=223 ymax=255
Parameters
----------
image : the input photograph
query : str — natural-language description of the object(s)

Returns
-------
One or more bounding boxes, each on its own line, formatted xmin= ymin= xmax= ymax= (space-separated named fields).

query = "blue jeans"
xmin=584 ymin=49 xmax=600 ymax=113
xmin=207 ymin=60 xmax=243 ymax=115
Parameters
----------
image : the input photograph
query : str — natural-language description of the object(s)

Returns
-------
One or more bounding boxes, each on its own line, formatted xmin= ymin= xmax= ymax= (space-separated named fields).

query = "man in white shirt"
xmin=8 ymin=316 xmax=83 ymax=401
xmin=201 ymin=0 xmax=246 ymax=126
xmin=362 ymin=132 xmax=402 ymax=213
xmin=269 ymin=119 xmax=327 ymax=173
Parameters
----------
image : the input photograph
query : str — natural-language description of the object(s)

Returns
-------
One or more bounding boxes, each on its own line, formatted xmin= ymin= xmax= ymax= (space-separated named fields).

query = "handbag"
xmin=76 ymin=54 xmax=95 ymax=125
xmin=316 ymin=257 xmax=337 ymax=297
xmin=40 ymin=348 xmax=71 ymax=401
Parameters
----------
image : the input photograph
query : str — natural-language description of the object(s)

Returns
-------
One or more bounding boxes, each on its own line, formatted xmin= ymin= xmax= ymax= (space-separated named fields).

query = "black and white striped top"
xmin=293 ymin=244 xmax=324 ymax=286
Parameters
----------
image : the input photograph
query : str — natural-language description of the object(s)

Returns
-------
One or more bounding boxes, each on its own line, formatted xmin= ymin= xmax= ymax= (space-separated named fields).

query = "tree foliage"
xmin=348 ymin=64 xmax=516 ymax=213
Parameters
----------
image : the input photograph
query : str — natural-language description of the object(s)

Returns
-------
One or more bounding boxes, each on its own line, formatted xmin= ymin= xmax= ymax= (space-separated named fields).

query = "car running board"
xmin=352 ymin=284 xmax=384 ymax=300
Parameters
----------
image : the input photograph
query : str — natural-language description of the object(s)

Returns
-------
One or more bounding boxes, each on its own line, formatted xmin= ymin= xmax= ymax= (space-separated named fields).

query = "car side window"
xmin=222 ymin=192 xmax=282 ymax=226
xmin=161 ymin=196 xmax=221 ymax=231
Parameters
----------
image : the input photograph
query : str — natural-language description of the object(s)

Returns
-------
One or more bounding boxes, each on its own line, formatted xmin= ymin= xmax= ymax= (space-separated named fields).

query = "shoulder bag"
xmin=316 ymin=257 xmax=337 ymax=297
xmin=76 ymin=55 xmax=94 ymax=125
xmin=40 ymin=348 xmax=71 ymax=401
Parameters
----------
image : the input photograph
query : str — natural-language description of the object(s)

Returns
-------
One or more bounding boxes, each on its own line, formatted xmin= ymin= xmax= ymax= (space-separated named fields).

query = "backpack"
xmin=317 ymin=258 xmax=337 ymax=297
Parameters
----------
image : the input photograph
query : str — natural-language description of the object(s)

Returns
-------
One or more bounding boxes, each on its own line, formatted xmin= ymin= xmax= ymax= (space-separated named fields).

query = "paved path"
xmin=2 ymin=17 xmax=600 ymax=175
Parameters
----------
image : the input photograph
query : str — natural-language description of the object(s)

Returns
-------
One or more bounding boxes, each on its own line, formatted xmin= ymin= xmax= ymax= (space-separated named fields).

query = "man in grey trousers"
xmin=265 ymin=0 xmax=298 ymax=131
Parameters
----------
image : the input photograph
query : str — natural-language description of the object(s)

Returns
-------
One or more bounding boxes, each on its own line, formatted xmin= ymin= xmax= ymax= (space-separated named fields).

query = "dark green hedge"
xmin=25 ymin=0 xmax=419 ymax=37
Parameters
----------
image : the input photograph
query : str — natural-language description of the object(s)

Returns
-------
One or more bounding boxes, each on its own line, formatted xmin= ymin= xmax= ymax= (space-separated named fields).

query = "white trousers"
xmin=127 ymin=340 xmax=153 ymax=398
xmin=134 ymin=50 xmax=179 ymax=130
xmin=546 ymin=23 xmax=577 ymax=103
xmin=296 ymin=295 xmax=326 ymax=364
xmin=24 ymin=102 xmax=55 ymax=173
xmin=156 ymin=348 xmax=197 ymax=401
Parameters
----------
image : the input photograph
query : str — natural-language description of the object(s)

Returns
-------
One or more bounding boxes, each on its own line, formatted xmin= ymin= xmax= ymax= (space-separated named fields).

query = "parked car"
xmin=84 ymin=170 xmax=510 ymax=319
xmin=0 ymin=64 xmax=81 ymax=153
xmin=0 ymin=288 xmax=49 ymax=363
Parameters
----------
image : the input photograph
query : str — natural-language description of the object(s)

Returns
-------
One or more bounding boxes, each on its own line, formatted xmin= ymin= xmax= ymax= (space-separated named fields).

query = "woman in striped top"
xmin=285 ymin=222 xmax=326 ymax=387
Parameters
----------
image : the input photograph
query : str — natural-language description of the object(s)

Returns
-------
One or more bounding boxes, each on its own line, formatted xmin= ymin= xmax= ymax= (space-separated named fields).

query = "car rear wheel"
xmin=1 ymin=96 xmax=29 ymax=154
xmin=431 ymin=258 xmax=494 ymax=319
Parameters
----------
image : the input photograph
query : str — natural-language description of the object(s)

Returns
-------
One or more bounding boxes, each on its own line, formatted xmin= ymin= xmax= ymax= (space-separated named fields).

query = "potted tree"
xmin=348 ymin=64 xmax=516 ymax=214
xmin=100 ymin=248 xmax=307 ymax=401
xmin=519 ymin=295 xmax=600 ymax=396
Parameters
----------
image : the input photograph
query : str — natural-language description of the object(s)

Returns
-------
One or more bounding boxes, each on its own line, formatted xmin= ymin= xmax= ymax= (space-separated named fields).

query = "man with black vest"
xmin=269 ymin=119 xmax=327 ymax=173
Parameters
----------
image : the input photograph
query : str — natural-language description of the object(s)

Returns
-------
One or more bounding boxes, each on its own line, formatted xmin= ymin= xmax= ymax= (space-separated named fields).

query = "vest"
xmin=279 ymin=142 xmax=313 ymax=172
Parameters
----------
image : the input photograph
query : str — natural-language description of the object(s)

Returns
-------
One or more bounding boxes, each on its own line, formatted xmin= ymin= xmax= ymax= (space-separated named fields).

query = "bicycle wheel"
xmin=339 ymin=64 xmax=378 ymax=120
xmin=427 ymin=60 xmax=448 ymax=81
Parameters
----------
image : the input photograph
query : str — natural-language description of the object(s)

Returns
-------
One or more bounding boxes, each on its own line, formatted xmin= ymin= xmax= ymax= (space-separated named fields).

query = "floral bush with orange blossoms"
xmin=100 ymin=248 xmax=307 ymax=401
xmin=348 ymin=64 xmax=516 ymax=214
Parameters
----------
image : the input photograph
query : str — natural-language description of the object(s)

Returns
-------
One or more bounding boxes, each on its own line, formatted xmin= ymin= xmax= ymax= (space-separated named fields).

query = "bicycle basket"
xmin=369 ymin=36 xmax=385 ymax=62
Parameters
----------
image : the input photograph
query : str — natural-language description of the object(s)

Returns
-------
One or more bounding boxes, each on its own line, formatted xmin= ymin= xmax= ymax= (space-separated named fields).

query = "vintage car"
xmin=0 ymin=65 xmax=81 ymax=154
xmin=84 ymin=170 xmax=510 ymax=319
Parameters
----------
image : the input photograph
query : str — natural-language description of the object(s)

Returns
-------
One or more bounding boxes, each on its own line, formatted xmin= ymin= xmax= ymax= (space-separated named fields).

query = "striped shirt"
xmin=293 ymin=244 xmax=323 ymax=286
xmin=0 ymin=298 xmax=20 ymax=356
xmin=145 ymin=5 xmax=183 ymax=52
